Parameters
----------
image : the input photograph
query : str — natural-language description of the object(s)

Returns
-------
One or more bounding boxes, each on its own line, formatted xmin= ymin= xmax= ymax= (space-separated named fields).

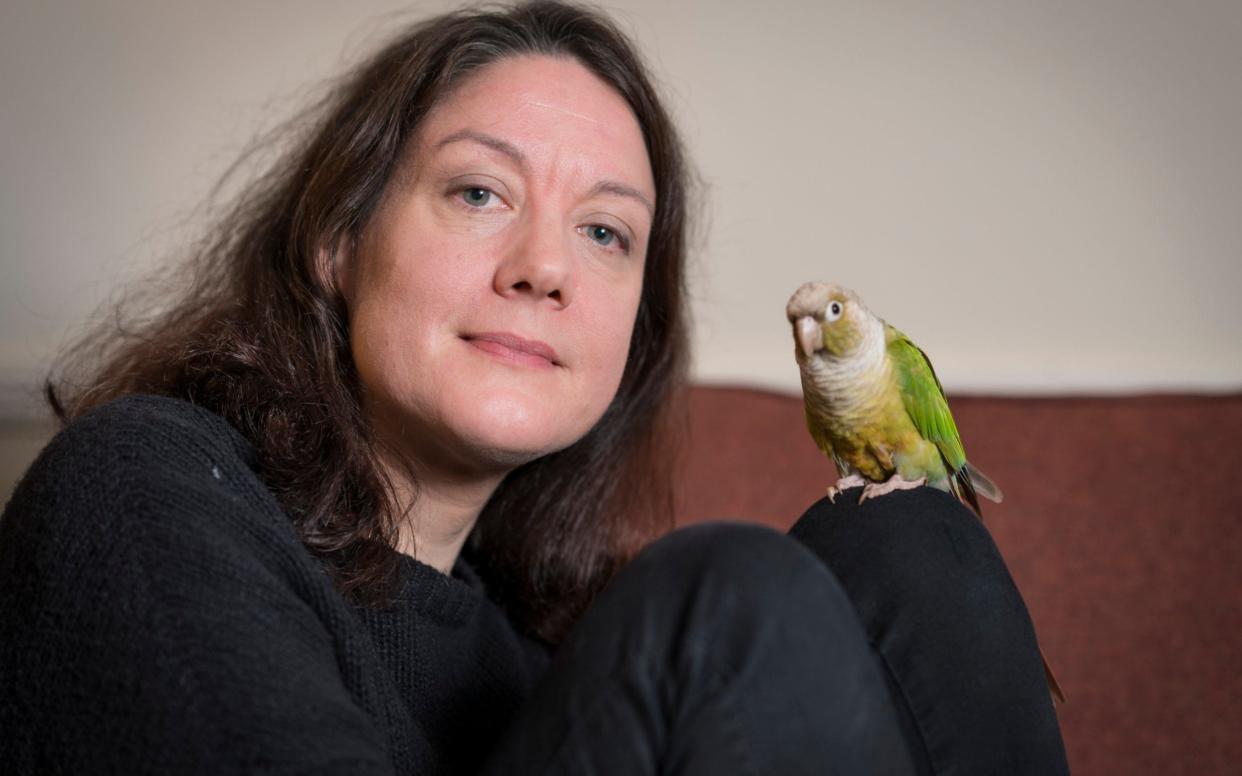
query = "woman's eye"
xmin=582 ymin=224 xmax=627 ymax=251
xmin=460 ymin=187 xmax=494 ymax=207
xmin=587 ymin=225 xmax=614 ymax=245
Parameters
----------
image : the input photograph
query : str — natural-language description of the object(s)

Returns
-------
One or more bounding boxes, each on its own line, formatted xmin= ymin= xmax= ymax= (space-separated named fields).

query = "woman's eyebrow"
xmin=435 ymin=129 xmax=526 ymax=167
xmin=435 ymin=128 xmax=653 ymax=216
xmin=589 ymin=181 xmax=654 ymax=217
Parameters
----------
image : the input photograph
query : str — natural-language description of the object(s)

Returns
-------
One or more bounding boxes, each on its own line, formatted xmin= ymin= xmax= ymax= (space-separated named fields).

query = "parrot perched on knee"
xmin=786 ymin=281 xmax=1001 ymax=514
xmin=786 ymin=280 xmax=1065 ymax=703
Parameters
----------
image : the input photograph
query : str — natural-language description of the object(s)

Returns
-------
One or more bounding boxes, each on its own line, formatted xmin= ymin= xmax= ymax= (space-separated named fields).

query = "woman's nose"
xmin=493 ymin=214 xmax=574 ymax=308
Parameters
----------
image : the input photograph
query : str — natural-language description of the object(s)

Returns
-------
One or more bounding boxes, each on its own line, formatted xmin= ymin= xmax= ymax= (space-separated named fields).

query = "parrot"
xmin=786 ymin=280 xmax=1065 ymax=703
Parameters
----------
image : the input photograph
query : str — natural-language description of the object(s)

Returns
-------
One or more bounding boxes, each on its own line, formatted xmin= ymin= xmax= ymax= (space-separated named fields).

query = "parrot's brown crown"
xmin=786 ymin=282 xmax=861 ymax=322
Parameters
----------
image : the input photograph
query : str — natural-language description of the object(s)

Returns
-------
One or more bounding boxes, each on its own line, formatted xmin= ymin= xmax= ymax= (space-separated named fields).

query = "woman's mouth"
xmin=463 ymin=332 xmax=560 ymax=369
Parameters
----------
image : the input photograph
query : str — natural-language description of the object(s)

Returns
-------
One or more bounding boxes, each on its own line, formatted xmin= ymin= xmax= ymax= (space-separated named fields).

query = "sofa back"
xmin=676 ymin=386 xmax=1241 ymax=776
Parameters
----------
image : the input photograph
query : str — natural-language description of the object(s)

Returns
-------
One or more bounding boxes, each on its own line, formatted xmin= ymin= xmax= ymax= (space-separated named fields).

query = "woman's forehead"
xmin=413 ymin=55 xmax=655 ymax=194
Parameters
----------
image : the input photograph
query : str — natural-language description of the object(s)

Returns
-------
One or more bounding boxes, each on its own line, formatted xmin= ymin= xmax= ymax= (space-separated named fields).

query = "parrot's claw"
xmin=859 ymin=475 xmax=927 ymax=503
xmin=827 ymin=474 xmax=868 ymax=503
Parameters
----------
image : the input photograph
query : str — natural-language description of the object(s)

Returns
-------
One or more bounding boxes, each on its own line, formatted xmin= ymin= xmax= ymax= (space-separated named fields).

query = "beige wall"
xmin=2 ymin=1 xmax=1241 ymax=487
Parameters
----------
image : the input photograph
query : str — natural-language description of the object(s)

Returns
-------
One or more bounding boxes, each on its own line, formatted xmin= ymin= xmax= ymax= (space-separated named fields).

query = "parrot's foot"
xmin=827 ymin=474 xmax=867 ymax=503
xmin=859 ymin=475 xmax=927 ymax=503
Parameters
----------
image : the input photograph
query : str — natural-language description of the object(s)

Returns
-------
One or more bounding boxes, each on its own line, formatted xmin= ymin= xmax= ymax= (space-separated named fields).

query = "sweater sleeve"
xmin=0 ymin=397 xmax=398 ymax=775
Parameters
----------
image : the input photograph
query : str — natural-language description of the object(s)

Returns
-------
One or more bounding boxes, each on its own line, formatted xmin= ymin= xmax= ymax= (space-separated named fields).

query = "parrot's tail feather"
xmin=1042 ymin=649 xmax=1066 ymax=705
xmin=953 ymin=470 xmax=984 ymax=520
xmin=964 ymin=461 xmax=1003 ymax=503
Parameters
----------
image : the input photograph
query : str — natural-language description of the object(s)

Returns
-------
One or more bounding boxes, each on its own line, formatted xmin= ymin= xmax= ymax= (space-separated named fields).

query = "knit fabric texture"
xmin=0 ymin=394 xmax=550 ymax=774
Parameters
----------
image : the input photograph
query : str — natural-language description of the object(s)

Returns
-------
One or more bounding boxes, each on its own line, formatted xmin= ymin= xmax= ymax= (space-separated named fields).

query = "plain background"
xmin=2 ymin=0 xmax=1241 ymax=495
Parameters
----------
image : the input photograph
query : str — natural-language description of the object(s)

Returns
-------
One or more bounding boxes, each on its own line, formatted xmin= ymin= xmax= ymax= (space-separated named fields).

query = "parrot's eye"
xmin=825 ymin=300 xmax=843 ymax=322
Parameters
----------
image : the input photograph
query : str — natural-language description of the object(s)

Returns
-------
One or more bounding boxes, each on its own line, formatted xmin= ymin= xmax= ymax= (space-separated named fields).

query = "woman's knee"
xmin=614 ymin=521 xmax=877 ymax=662
xmin=564 ymin=523 xmax=837 ymax=669
xmin=788 ymin=486 xmax=1029 ymax=636
xmin=632 ymin=521 xmax=829 ymax=599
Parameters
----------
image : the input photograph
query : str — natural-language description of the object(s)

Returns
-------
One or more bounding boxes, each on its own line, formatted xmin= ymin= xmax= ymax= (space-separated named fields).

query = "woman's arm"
xmin=0 ymin=397 xmax=401 ymax=774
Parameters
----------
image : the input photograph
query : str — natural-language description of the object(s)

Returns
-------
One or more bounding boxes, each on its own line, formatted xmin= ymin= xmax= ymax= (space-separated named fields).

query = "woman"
xmin=0 ymin=2 xmax=1067 ymax=773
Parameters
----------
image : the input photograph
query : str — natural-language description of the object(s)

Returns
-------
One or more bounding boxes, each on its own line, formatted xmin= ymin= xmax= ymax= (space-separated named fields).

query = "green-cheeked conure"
xmin=786 ymin=280 xmax=1065 ymax=704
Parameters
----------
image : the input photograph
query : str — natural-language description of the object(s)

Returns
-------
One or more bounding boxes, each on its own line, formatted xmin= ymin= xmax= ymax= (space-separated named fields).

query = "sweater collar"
xmin=390 ymin=552 xmax=483 ymax=625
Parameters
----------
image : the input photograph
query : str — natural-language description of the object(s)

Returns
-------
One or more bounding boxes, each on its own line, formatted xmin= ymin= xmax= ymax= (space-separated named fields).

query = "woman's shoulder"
xmin=2 ymin=393 xmax=290 ymax=569
xmin=9 ymin=394 xmax=247 ymax=507
xmin=43 ymin=392 xmax=254 ymax=472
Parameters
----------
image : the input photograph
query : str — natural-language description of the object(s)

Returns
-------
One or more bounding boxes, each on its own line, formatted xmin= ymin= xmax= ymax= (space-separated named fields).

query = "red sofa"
xmin=674 ymin=385 xmax=1241 ymax=775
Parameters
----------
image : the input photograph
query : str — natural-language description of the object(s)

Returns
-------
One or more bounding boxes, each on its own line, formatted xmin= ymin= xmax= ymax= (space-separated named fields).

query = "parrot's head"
xmin=786 ymin=282 xmax=874 ymax=362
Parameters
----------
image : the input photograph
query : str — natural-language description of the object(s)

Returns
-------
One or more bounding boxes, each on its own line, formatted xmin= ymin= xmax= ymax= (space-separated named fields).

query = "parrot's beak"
xmin=795 ymin=316 xmax=821 ymax=358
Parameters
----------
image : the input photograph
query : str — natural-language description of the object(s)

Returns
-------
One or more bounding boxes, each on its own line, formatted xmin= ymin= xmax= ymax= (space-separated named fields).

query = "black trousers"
xmin=483 ymin=487 xmax=1069 ymax=775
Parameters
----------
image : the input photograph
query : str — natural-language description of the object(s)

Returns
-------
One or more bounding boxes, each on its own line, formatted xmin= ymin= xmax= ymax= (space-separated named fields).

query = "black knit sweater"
xmin=0 ymin=395 xmax=551 ymax=774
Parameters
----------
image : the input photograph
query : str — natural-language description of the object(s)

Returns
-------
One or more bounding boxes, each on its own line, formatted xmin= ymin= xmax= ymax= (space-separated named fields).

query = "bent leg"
xmin=483 ymin=523 xmax=915 ymax=776
xmin=789 ymin=487 xmax=1069 ymax=775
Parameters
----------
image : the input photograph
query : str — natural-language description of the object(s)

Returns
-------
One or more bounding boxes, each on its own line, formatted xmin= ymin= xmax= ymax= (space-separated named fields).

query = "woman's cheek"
xmin=594 ymin=303 xmax=641 ymax=397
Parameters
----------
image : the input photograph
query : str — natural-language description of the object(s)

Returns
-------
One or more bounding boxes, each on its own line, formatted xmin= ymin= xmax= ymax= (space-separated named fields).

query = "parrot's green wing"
xmin=885 ymin=325 xmax=982 ymax=514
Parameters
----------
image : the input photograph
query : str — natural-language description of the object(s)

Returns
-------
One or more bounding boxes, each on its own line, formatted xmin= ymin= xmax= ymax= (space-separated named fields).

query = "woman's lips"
xmin=463 ymin=332 xmax=560 ymax=368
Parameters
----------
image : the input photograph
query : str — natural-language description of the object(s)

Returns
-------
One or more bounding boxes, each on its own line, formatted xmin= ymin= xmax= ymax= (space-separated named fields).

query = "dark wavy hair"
xmin=45 ymin=0 xmax=691 ymax=644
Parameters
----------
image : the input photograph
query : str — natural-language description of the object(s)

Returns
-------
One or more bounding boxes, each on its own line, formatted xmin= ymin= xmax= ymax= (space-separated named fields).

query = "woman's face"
xmin=344 ymin=55 xmax=655 ymax=476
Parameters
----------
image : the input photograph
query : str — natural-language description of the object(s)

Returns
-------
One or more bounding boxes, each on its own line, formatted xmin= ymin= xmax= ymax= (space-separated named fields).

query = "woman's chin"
xmin=368 ymin=387 xmax=605 ymax=477
xmin=456 ymin=417 xmax=583 ymax=469
xmin=416 ymin=395 xmax=588 ymax=472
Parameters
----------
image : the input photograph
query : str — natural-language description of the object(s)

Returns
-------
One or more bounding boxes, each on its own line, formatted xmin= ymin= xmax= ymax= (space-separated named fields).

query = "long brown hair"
xmin=45 ymin=1 xmax=691 ymax=644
